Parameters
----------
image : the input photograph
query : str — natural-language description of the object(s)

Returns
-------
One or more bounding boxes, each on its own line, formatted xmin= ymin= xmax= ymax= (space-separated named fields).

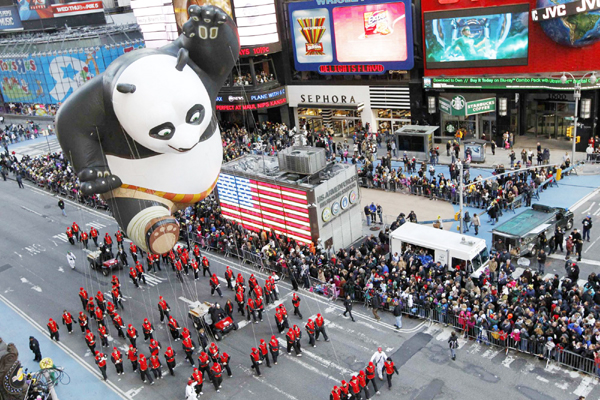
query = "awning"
xmin=297 ymin=103 xmax=365 ymax=112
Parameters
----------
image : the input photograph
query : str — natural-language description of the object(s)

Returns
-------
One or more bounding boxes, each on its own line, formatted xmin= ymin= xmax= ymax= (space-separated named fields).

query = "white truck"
xmin=389 ymin=222 xmax=490 ymax=274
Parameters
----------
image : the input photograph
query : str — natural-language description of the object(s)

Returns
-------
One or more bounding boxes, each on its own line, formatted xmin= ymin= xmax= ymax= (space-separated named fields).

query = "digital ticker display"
xmin=424 ymin=4 xmax=529 ymax=69
xmin=288 ymin=0 xmax=414 ymax=74
xmin=216 ymin=173 xmax=312 ymax=244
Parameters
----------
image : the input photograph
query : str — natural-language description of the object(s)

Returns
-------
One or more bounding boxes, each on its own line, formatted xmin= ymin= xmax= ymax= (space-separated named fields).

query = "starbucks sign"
xmin=439 ymin=96 xmax=496 ymax=117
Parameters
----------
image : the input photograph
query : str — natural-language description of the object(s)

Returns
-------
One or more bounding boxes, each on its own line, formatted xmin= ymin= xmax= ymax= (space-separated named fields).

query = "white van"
xmin=390 ymin=222 xmax=490 ymax=273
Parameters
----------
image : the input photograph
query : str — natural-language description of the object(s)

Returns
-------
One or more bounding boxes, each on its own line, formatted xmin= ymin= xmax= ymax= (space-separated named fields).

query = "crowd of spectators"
xmin=2 ymin=102 xmax=58 ymax=116
xmin=232 ymin=72 xmax=277 ymax=86
xmin=1 ymin=121 xmax=54 ymax=147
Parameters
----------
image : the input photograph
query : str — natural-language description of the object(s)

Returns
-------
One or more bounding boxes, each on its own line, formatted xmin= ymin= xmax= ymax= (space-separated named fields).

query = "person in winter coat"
xmin=448 ymin=331 xmax=459 ymax=360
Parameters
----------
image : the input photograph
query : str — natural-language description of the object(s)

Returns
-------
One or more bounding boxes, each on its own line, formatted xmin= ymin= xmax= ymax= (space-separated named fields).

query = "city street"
xmin=1 ymin=170 xmax=599 ymax=400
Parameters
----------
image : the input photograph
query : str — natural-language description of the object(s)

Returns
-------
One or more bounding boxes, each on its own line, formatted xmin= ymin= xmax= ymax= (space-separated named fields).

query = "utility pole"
xmin=459 ymin=160 xmax=464 ymax=234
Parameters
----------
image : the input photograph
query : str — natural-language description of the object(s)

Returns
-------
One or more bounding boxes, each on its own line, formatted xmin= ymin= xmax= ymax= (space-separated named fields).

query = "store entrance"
xmin=298 ymin=108 xmax=361 ymax=137
xmin=479 ymin=115 xmax=496 ymax=141
xmin=526 ymin=99 xmax=575 ymax=139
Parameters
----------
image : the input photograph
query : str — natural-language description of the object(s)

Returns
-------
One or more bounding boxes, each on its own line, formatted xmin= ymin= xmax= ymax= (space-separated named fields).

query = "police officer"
xmin=343 ymin=295 xmax=355 ymax=322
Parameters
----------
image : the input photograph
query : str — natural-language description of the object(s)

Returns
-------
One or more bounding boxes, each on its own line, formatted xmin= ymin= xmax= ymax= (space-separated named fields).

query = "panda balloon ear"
xmin=116 ymin=83 xmax=136 ymax=94
xmin=175 ymin=48 xmax=189 ymax=72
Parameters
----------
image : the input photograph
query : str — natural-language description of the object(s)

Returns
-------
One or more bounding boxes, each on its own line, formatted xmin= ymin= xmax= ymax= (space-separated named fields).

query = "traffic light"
xmin=576 ymin=136 xmax=580 ymax=143
xmin=454 ymin=212 xmax=460 ymax=221
xmin=566 ymin=126 xmax=574 ymax=138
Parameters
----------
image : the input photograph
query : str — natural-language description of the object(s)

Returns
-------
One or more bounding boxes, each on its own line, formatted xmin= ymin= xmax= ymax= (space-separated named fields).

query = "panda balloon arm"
xmin=55 ymin=77 xmax=123 ymax=196
xmin=167 ymin=5 xmax=240 ymax=90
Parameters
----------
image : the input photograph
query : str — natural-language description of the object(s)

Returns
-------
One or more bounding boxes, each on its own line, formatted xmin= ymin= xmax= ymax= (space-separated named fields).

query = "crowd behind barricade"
xmin=0 ymin=151 xmax=108 ymax=209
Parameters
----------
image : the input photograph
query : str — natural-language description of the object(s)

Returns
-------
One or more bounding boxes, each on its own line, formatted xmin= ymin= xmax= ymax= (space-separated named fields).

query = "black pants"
xmin=115 ymin=363 xmax=124 ymax=374
xmin=101 ymin=336 xmax=109 ymax=347
xmin=98 ymin=365 xmax=107 ymax=380
xmin=237 ymin=302 xmax=245 ymax=316
xmin=363 ymin=385 xmax=371 ymax=399
xmin=152 ymin=367 xmax=162 ymax=379
xmin=270 ymin=350 xmax=278 ymax=364
xmin=315 ymin=327 xmax=328 ymax=341
xmin=129 ymin=337 xmax=137 ymax=348
xmin=194 ymin=383 xmax=203 ymax=394
xmin=140 ymin=369 xmax=153 ymax=383
xmin=167 ymin=361 xmax=175 ymax=375
xmin=200 ymin=366 xmax=212 ymax=381
xmin=130 ymin=360 xmax=138 ymax=372
xmin=50 ymin=331 xmax=59 ymax=341
xmin=203 ymin=267 xmax=211 ymax=277
xmin=185 ymin=351 xmax=195 ymax=366
xmin=307 ymin=333 xmax=315 ymax=347
xmin=33 ymin=351 xmax=42 ymax=362
xmin=223 ymin=364 xmax=232 ymax=376
xmin=246 ymin=309 xmax=256 ymax=322
xmin=138 ymin=273 xmax=146 ymax=284
xmin=293 ymin=306 xmax=303 ymax=319
xmin=261 ymin=352 xmax=271 ymax=367
xmin=251 ymin=360 xmax=261 ymax=376
xmin=287 ymin=341 xmax=301 ymax=355
xmin=159 ymin=309 xmax=170 ymax=322
xmin=170 ymin=329 xmax=180 ymax=341
xmin=211 ymin=286 xmax=223 ymax=297
xmin=367 ymin=378 xmax=378 ymax=393
xmin=212 ymin=375 xmax=222 ymax=390
xmin=143 ymin=331 xmax=153 ymax=341
xmin=65 ymin=323 xmax=73 ymax=333
xmin=343 ymin=309 xmax=354 ymax=321
xmin=386 ymin=373 xmax=393 ymax=389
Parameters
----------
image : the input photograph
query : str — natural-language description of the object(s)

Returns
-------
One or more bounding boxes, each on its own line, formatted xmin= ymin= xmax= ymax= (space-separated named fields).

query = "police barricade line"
xmin=307 ymin=276 xmax=338 ymax=301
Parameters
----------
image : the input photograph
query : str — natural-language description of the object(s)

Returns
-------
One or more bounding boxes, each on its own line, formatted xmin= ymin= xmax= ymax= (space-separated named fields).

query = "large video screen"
xmin=424 ymin=4 xmax=529 ymax=69
xmin=289 ymin=0 xmax=413 ymax=74
xmin=216 ymin=173 xmax=312 ymax=244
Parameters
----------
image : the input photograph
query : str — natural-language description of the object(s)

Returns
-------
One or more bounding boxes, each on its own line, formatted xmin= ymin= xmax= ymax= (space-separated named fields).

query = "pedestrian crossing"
xmin=53 ymin=233 xmax=69 ymax=243
xmin=85 ymin=221 xmax=107 ymax=230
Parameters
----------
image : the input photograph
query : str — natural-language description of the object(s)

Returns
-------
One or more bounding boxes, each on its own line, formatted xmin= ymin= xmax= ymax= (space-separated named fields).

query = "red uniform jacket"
xmin=127 ymin=348 xmax=138 ymax=361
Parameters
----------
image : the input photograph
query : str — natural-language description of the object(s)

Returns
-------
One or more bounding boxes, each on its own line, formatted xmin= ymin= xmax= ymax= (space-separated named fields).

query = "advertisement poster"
xmin=332 ymin=2 xmax=407 ymax=62
xmin=424 ymin=4 xmax=529 ymax=69
xmin=288 ymin=0 xmax=414 ymax=74
xmin=291 ymin=8 xmax=333 ymax=64
xmin=18 ymin=0 xmax=103 ymax=21
xmin=0 ymin=6 xmax=23 ymax=30
xmin=0 ymin=44 xmax=142 ymax=104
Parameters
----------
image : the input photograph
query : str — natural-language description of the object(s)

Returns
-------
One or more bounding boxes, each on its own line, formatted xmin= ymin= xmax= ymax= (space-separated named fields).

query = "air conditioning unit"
xmin=278 ymin=146 xmax=327 ymax=175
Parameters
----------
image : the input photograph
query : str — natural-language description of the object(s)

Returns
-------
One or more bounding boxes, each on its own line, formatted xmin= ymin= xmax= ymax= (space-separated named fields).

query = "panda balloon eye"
xmin=149 ymin=122 xmax=175 ymax=140
xmin=186 ymin=104 xmax=205 ymax=125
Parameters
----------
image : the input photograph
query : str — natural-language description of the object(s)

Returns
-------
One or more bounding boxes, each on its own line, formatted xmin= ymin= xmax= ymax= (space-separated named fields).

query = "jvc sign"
xmin=531 ymin=0 xmax=600 ymax=21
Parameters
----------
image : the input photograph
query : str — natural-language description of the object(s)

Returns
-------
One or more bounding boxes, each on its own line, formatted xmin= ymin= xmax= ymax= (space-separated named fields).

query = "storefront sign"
xmin=0 ymin=6 xmax=22 ymax=30
xmin=316 ymin=175 xmax=357 ymax=208
xmin=216 ymin=98 xmax=287 ymax=111
xmin=239 ymin=43 xmax=282 ymax=57
xmin=425 ymin=76 xmax=600 ymax=91
xmin=319 ymin=64 xmax=385 ymax=74
xmin=215 ymin=87 xmax=287 ymax=111
xmin=439 ymin=95 xmax=495 ymax=116
xmin=287 ymin=85 xmax=371 ymax=108
xmin=531 ymin=0 xmax=600 ymax=21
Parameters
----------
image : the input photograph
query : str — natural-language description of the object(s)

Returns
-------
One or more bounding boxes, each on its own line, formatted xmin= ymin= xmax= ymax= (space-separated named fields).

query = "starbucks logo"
xmin=446 ymin=124 xmax=456 ymax=133
xmin=451 ymin=96 xmax=465 ymax=110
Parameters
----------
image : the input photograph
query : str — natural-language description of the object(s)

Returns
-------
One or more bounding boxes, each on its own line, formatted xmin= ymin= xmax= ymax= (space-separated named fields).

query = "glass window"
xmin=253 ymin=58 xmax=276 ymax=85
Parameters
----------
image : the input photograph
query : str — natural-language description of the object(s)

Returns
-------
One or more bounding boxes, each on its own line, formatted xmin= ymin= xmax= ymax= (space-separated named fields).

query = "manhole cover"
xmin=369 ymin=226 xmax=380 ymax=231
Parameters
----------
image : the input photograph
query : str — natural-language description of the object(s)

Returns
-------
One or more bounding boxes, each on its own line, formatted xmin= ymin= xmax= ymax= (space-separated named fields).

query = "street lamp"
xmin=560 ymin=71 xmax=597 ymax=164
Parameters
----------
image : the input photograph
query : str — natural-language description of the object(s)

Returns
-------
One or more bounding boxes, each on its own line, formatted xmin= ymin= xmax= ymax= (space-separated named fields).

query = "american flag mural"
xmin=216 ymin=173 xmax=313 ymax=244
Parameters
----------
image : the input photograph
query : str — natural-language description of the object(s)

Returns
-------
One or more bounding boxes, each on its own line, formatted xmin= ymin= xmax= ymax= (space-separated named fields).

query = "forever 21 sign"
xmin=299 ymin=94 xmax=357 ymax=104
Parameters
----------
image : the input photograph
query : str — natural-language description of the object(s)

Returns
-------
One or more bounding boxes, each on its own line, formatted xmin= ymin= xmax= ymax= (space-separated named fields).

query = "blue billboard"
xmin=0 ymin=44 xmax=143 ymax=105
xmin=288 ymin=0 xmax=414 ymax=74
xmin=0 ymin=6 xmax=23 ymax=30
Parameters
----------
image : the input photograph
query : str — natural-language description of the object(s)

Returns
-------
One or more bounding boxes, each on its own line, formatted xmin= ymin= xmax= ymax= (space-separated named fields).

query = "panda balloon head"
xmin=56 ymin=5 xmax=240 ymax=255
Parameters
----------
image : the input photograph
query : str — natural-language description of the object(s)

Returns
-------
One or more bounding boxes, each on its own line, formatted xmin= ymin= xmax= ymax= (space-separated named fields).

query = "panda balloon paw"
xmin=183 ymin=5 xmax=227 ymax=39
xmin=79 ymin=168 xmax=122 ymax=195
xmin=145 ymin=216 xmax=180 ymax=255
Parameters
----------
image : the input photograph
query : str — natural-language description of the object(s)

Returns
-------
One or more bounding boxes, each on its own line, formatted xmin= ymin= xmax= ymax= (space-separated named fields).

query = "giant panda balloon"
xmin=56 ymin=5 xmax=239 ymax=254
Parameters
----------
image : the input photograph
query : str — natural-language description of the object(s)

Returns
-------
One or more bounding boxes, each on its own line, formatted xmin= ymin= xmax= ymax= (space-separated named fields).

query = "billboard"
xmin=0 ymin=44 xmax=143 ymax=105
xmin=216 ymin=173 xmax=313 ymax=244
xmin=18 ymin=0 xmax=103 ymax=21
xmin=0 ymin=6 xmax=23 ymax=30
xmin=289 ymin=0 xmax=413 ymax=74
xmin=421 ymin=0 xmax=600 ymax=76
xmin=424 ymin=4 xmax=529 ymax=69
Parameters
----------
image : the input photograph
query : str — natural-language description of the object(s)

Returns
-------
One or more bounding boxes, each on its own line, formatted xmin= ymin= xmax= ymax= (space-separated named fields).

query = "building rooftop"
xmin=221 ymin=153 xmax=357 ymax=190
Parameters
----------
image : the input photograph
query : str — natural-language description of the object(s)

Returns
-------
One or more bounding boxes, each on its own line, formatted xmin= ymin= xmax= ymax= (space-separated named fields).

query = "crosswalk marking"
xmin=53 ymin=233 xmax=69 ymax=243
xmin=86 ymin=221 xmax=106 ymax=230
xmin=145 ymin=273 xmax=167 ymax=287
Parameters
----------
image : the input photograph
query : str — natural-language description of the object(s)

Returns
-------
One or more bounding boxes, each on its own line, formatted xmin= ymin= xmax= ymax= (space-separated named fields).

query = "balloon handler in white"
xmin=56 ymin=5 xmax=240 ymax=254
